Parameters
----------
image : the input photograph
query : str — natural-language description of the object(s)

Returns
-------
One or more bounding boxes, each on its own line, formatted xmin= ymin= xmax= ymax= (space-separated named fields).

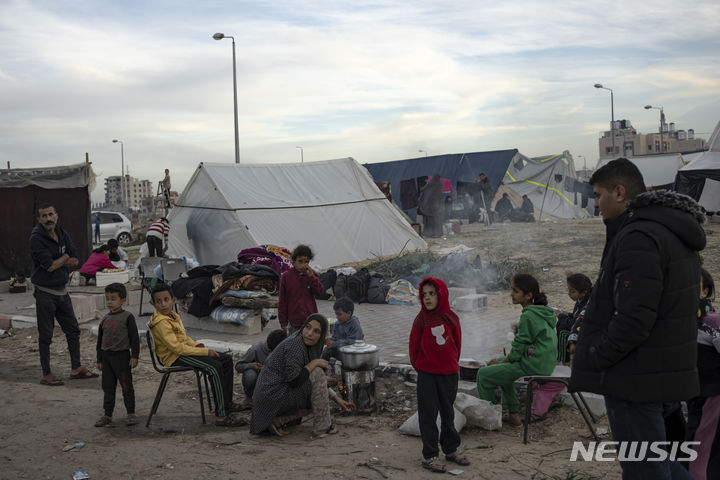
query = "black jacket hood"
xmin=626 ymin=189 xmax=706 ymax=252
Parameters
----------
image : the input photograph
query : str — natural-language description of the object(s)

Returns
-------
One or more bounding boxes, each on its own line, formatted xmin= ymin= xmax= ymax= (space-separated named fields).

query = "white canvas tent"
xmin=676 ymin=121 xmax=720 ymax=217
xmin=500 ymin=151 xmax=591 ymax=219
xmin=167 ymin=158 xmax=427 ymax=268
xmin=596 ymin=152 xmax=687 ymax=188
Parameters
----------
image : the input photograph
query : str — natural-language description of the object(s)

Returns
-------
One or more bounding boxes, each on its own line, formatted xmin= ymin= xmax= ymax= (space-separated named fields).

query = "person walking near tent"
xmin=569 ymin=158 xmax=705 ymax=479
xmin=94 ymin=215 xmax=100 ymax=244
xmin=474 ymin=173 xmax=494 ymax=224
xmin=418 ymin=174 xmax=444 ymax=238
xmin=146 ymin=217 xmax=169 ymax=257
xmin=160 ymin=169 xmax=171 ymax=208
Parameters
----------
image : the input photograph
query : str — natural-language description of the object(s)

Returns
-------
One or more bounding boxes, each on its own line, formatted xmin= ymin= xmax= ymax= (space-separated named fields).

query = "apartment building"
xmin=598 ymin=119 xmax=707 ymax=160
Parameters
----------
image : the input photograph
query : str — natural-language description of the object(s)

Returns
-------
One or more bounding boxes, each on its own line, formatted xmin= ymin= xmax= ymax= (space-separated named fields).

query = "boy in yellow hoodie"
xmin=148 ymin=284 xmax=244 ymax=426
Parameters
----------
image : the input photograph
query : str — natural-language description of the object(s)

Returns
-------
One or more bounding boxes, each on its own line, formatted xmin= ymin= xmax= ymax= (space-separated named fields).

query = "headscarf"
xmin=417 ymin=277 xmax=460 ymax=326
xmin=419 ymin=174 xmax=444 ymax=216
xmin=294 ymin=313 xmax=329 ymax=360
xmin=419 ymin=277 xmax=453 ymax=315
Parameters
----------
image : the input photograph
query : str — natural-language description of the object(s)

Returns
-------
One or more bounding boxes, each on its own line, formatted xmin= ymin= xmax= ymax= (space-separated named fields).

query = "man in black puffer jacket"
xmin=569 ymin=158 xmax=705 ymax=480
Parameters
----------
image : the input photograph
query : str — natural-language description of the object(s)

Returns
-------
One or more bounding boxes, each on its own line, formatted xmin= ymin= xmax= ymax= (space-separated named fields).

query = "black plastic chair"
xmin=145 ymin=330 xmax=213 ymax=427
xmin=138 ymin=257 xmax=164 ymax=317
xmin=522 ymin=375 xmax=599 ymax=444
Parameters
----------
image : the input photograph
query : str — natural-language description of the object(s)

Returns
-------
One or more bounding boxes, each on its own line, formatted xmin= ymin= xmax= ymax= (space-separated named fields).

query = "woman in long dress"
xmin=250 ymin=313 xmax=354 ymax=437
xmin=419 ymin=174 xmax=444 ymax=238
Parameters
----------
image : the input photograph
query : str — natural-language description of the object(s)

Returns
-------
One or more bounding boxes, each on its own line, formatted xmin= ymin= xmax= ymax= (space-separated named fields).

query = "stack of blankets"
xmin=172 ymin=246 xmax=291 ymax=326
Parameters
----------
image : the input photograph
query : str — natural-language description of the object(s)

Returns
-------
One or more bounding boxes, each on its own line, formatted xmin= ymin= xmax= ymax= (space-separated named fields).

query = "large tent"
xmin=676 ymin=121 xmax=720 ymax=217
xmin=364 ymin=149 xmax=590 ymax=220
xmin=168 ymin=158 xmax=427 ymax=269
xmin=364 ymin=150 xmax=519 ymax=220
xmin=0 ymin=162 xmax=95 ymax=280
xmin=501 ymin=151 xmax=591 ymax=219
xmin=596 ymin=152 xmax=687 ymax=189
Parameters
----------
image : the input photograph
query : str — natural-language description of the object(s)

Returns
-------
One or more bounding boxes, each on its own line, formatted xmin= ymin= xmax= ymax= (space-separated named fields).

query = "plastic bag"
xmin=454 ymin=392 xmax=502 ymax=430
xmin=398 ymin=408 xmax=466 ymax=436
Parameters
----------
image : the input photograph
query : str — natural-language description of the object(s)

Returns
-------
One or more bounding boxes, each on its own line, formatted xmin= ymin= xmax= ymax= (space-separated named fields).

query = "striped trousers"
xmin=174 ymin=353 xmax=234 ymax=417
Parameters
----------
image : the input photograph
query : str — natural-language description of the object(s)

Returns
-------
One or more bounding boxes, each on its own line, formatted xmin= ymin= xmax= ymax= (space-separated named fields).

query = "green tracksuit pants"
xmin=476 ymin=362 xmax=526 ymax=414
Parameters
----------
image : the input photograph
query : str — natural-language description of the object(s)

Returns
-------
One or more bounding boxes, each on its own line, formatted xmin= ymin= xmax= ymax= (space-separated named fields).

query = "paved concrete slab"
xmin=2 ymin=288 xmax=517 ymax=364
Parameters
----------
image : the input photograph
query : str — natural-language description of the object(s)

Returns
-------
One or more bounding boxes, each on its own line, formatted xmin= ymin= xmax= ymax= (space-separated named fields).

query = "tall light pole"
xmin=213 ymin=32 xmax=240 ymax=164
xmin=644 ymin=105 xmax=665 ymax=153
xmin=296 ymin=146 xmax=304 ymax=163
xmin=594 ymin=84 xmax=615 ymax=158
xmin=418 ymin=149 xmax=428 ymax=157
xmin=577 ymin=154 xmax=587 ymax=180
xmin=112 ymin=139 xmax=124 ymax=209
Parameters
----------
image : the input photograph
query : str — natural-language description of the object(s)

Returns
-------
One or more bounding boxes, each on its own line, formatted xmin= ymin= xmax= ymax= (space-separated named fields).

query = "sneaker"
xmin=126 ymin=414 xmax=138 ymax=426
xmin=95 ymin=415 xmax=112 ymax=427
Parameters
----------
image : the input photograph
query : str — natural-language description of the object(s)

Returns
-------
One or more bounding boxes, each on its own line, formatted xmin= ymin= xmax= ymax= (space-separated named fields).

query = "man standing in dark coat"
xmin=30 ymin=203 xmax=98 ymax=385
xmin=569 ymin=158 xmax=705 ymax=479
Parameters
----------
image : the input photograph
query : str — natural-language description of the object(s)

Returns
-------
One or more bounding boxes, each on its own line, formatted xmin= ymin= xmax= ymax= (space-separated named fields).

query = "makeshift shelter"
xmin=0 ymin=162 xmax=95 ymax=280
xmin=168 ymin=158 xmax=427 ymax=269
xmin=596 ymin=152 xmax=687 ymax=189
xmin=500 ymin=151 xmax=591 ymax=219
xmin=676 ymin=121 xmax=720 ymax=217
xmin=364 ymin=150 xmax=519 ymax=220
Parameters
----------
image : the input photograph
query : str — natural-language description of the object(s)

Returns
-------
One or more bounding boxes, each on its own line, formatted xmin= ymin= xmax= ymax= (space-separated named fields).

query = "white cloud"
xmin=0 ymin=0 xmax=718 ymax=203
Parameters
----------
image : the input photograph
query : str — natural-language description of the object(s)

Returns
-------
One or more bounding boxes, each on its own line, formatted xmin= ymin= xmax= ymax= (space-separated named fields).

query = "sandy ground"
xmin=2 ymin=218 xmax=717 ymax=479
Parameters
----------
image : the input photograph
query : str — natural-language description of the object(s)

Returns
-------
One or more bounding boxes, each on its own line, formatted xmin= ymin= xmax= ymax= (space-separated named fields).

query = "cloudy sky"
xmin=2 ymin=0 xmax=719 ymax=203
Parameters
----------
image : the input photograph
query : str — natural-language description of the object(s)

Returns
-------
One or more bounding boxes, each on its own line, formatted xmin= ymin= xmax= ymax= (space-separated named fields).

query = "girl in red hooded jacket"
xmin=408 ymin=277 xmax=470 ymax=473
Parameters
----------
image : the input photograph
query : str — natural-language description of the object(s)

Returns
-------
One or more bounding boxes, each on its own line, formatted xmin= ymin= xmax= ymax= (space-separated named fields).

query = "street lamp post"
xmin=577 ymin=155 xmax=587 ymax=180
xmin=594 ymin=84 xmax=615 ymax=158
xmin=112 ymin=139 xmax=124 ymax=209
xmin=644 ymin=105 xmax=665 ymax=153
xmin=418 ymin=149 xmax=428 ymax=157
xmin=213 ymin=32 xmax=240 ymax=164
xmin=296 ymin=146 xmax=304 ymax=163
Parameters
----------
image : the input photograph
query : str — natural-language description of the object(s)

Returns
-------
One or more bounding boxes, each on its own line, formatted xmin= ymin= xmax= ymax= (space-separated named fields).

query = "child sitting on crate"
xmin=322 ymin=296 xmax=364 ymax=362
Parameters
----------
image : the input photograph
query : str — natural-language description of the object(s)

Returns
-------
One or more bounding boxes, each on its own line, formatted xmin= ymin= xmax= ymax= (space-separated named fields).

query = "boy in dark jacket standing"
xmin=95 ymin=283 xmax=140 ymax=427
xmin=409 ymin=277 xmax=469 ymax=473
xmin=569 ymin=158 xmax=705 ymax=480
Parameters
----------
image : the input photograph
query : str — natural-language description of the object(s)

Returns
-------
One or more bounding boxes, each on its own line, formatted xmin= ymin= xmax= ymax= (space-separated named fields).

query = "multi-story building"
xmin=104 ymin=175 xmax=153 ymax=211
xmin=598 ymin=119 xmax=707 ymax=160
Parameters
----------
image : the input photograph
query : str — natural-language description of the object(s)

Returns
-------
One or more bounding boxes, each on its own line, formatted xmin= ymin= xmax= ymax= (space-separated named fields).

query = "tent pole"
xmin=538 ymin=163 xmax=557 ymax=222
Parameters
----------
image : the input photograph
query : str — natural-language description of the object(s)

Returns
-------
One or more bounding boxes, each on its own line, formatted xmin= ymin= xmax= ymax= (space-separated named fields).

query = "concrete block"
xmin=452 ymin=294 xmax=488 ymax=312
xmin=0 ymin=314 xmax=12 ymax=329
xmin=561 ymin=391 xmax=606 ymax=416
xmin=8 ymin=315 xmax=36 ymax=329
xmin=69 ymin=294 xmax=99 ymax=323
xmin=181 ymin=311 xmax=262 ymax=335
xmin=195 ymin=339 xmax=253 ymax=356
xmin=448 ymin=287 xmax=475 ymax=305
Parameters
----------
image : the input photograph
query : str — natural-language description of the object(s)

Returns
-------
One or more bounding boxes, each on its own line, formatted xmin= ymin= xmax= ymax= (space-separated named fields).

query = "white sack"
xmin=454 ymin=392 xmax=502 ymax=431
xmin=398 ymin=408 xmax=466 ymax=436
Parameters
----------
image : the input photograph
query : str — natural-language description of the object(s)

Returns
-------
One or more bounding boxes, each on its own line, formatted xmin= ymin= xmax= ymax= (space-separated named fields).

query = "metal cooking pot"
xmin=339 ymin=340 xmax=380 ymax=371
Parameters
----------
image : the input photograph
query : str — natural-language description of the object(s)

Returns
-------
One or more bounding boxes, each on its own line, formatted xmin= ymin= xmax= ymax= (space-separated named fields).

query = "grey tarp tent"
xmin=167 ymin=158 xmax=427 ymax=268
xmin=500 ymin=151 xmax=591 ymax=219
xmin=0 ymin=163 xmax=95 ymax=279
xmin=676 ymin=121 xmax=720 ymax=219
xmin=363 ymin=150 xmax=519 ymax=220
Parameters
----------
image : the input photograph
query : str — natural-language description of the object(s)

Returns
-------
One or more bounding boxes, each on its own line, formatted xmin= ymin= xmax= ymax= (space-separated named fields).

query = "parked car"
xmin=91 ymin=211 xmax=133 ymax=244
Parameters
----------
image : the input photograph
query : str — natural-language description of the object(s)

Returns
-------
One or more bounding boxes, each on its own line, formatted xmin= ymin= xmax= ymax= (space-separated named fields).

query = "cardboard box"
xmin=96 ymin=270 xmax=130 ymax=287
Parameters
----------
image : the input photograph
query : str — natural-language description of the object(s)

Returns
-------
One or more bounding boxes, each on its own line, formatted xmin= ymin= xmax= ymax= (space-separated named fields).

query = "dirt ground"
xmin=2 ymin=218 xmax=717 ymax=479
